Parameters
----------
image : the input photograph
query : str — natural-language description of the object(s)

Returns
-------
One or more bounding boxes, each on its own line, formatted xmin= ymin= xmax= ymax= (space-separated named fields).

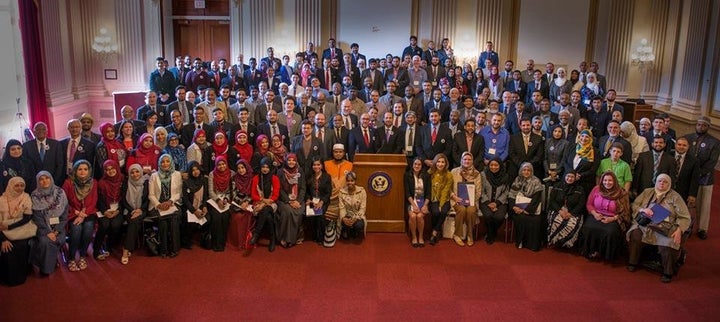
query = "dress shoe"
xmin=626 ymin=265 xmax=637 ymax=272
xmin=698 ymin=230 xmax=708 ymax=240
xmin=453 ymin=236 xmax=465 ymax=246
xmin=268 ymin=241 xmax=276 ymax=252
xmin=249 ymin=234 xmax=259 ymax=245
xmin=169 ymin=251 xmax=178 ymax=258
xmin=661 ymin=274 xmax=672 ymax=283
xmin=467 ymin=235 xmax=474 ymax=247
xmin=429 ymin=235 xmax=438 ymax=246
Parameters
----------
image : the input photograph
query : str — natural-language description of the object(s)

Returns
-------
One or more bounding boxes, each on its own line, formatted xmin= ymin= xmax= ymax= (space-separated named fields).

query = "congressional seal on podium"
xmin=367 ymin=171 xmax=392 ymax=197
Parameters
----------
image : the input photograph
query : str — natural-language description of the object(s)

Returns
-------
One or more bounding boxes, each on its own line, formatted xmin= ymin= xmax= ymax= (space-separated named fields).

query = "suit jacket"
xmin=253 ymin=101 xmax=283 ymax=125
xmin=264 ymin=75 xmax=282 ymax=94
xmin=277 ymin=112 xmax=303 ymax=138
xmin=208 ymin=120 xmax=240 ymax=145
xmin=452 ymin=132 xmax=486 ymax=171
xmin=316 ymin=67 xmax=339 ymax=90
xmin=256 ymin=122 xmax=290 ymax=149
xmin=384 ymin=68 xmax=410 ymax=95
xmin=505 ymin=80 xmax=528 ymax=102
xmin=165 ymin=124 xmax=190 ymax=148
xmin=563 ymin=148 xmax=599 ymax=192
xmin=322 ymin=48 xmax=344 ymax=66
xmin=425 ymin=65 xmax=445 ymax=86
xmin=404 ymin=96 xmax=426 ymax=123
xmin=673 ymin=152 xmax=699 ymax=200
xmin=338 ymin=66 xmax=362 ymax=89
xmin=149 ymin=70 xmax=178 ymax=100
xmin=643 ymin=132 xmax=675 ymax=153
xmin=313 ymin=102 xmax=338 ymax=118
xmin=415 ymin=124 xmax=453 ymax=163
xmin=374 ymin=126 xmax=403 ymax=154
xmin=114 ymin=119 xmax=146 ymax=136
xmin=23 ymin=138 xmax=64 ymax=185
xmin=60 ymin=137 xmax=97 ymax=181
xmin=596 ymin=135 xmax=632 ymax=165
xmin=181 ymin=123 xmax=213 ymax=148
xmin=329 ymin=126 xmax=351 ymax=152
xmin=313 ymin=126 xmax=335 ymax=160
xmin=424 ymin=100 xmax=451 ymax=124
xmin=290 ymin=135 xmax=323 ymax=176
xmin=525 ymin=80 xmax=550 ymax=104
xmin=508 ymin=132 xmax=545 ymax=176
xmin=348 ymin=126 xmax=378 ymax=161
xmin=243 ymin=69 xmax=264 ymax=88
xmin=586 ymin=108 xmax=611 ymax=138
xmin=169 ymin=66 xmax=190 ymax=84
xmin=333 ymin=113 xmax=359 ymax=130
xmin=136 ymin=104 xmax=169 ymax=126
xmin=633 ymin=150 xmax=676 ymax=194
xmin=360 ymin=69 xmax=385 ymax=93
xmin=505 ymin=111 xmax=530 ymax=135
xmin=349 ymin=53 xmax=366 ymax=67
xmin=166 ymin=100 xmax=196 ymax=124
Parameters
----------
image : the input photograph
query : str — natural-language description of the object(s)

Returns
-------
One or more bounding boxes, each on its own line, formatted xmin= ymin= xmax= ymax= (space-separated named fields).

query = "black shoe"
xmin=661 ymin=274 xmax=672 ymax=283
xmin=169 ymin=251 xmax=178 ymax=258
xmin=268 ymin=242 xmax=276 ymax=252
xmin=626 ymin=265 xmax=637 ymax=272
xmin=429 ymin=235 xmax=438 ymax=246
xmin=249 ymin=235 xmax=259 ymax=245
xmin=698 ymin=230 xmax=708 ymax=240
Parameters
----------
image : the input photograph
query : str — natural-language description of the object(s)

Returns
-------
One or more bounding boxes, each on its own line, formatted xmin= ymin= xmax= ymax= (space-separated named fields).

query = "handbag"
xmin=2 ymin=218 xmax=37 ymax=241
xmin=323 ymin=220 xmax=337 ymax=248
xmin=648 ymin=221 xmax=679 ymax=237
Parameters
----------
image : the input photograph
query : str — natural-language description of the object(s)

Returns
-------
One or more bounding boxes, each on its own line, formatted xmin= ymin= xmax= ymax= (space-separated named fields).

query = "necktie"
xmin=272 ymin=125 xmax=278 ymax=137
xmin=69 ymin=140 xmax=77 ymax=163
xmin=536 ymin=82 xmax=540 ymax=90
xmin=363 ymin=128 xmax=370 ymax=146
xmin=431 ymin=127 xmax=437 ymax=144
xmin=331 ymin=48 xmax=335 ymax=59
xmin=523 ymin=135 xmax=529 ymax=153
xmin=181 ymin=102 xmax=189 ymax=124
xmin=394 ymin=116 xmax=400 ymax=128
xmin=675 ymin=154 xmax=682 ymax=178
xmin=336 ymin=128 xmax=341 ymax=142
xmin=653 ymin=152 xmax=660 ymax=181
xmin=39 ymin=142 xmax=46 ymax=161
xmin=604 ymin=137 xmax=614 ymax=155
xmin=386 ymin=128 xmax=391 ymax=142
xmin=319 ymin=129 xmax=324 ymax=142
xmin=345 ymin=116 xmax=351 ymax=129
xmin=326 ymin=70 xmax=331 ymax=90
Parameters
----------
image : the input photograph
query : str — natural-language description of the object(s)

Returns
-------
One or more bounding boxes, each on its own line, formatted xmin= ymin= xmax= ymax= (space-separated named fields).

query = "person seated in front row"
xmin=405 ymin=158 xmax=431 ymax=248
xmin=338 ymin=171 xmax=366 ymax=241
xmin=508 ymin=162 xmax=544 ymax=251
xmin=580 ymin=171 xmax=631 ymax=261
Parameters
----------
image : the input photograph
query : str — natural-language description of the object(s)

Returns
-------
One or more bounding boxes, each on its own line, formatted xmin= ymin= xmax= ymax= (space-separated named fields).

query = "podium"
xmin=353 ymin=153 xmax=407 ymax=232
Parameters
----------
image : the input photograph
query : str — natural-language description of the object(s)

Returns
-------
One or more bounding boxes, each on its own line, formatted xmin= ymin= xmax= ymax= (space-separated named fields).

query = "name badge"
xmin=488 ymin=148 xmax=497 ymax=155
xmin=549 ymin=163 xmax=557 ymax=170
xmin=143 ymin=165 xmax=152 ymax=173
xmin=49 ymin=217 xmax=60 ymax=225
xmin=432 ymin=82 xmax=437 ymax=86
xmin=413 ymin=81 xmax=420 ymax=86
xmin=406 ymin=146 xmax=413 ymax=152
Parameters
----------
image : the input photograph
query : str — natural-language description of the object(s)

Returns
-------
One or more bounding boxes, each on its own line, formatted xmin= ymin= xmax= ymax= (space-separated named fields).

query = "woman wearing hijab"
xmin=486 ymin=66 xmax=503 ymax=100
xmin=249 ymin=157 xmax=280 ymax=252
xmin=564 ymin=129 xmax=598 ymax=195
xmin=581 ymin=171 xmax=631 ymax=261
xmin=547 ymin=171 xmax=586 ymax=248
xmin=580 ymin=72 xmax=604 ymax=105
xmin=0 ymin=139 xmax=34 ymax=193
xmin=449 ymin=152 xmax=482 ymax=247
xmin=300 ymin=63 xmax=312 ymax=88
xmin=120 ymin=164 xmax=148 ymax=265
xmin=428 ymin=153 xmax=454 ymax=246
xmin=187 ymin=129 xmax=212 ymax=174
xmin=619 ymin=121 xmax=649 ymax=168
xmin=570 ymin=69 xmax=584 ymax=92
xmin=0 ymin=177 xmax=34 ymax=286
xmin=126 ymin=133 xmax=162 ymax=175
xmin=148 ymin=154 xmax=182 ymax=258
xmin=276 ymin=153 xmax=306 ymax=248
xmin=211 ymin=132 xmax=238 ymax=171
xmin=181 ymin=161 xmax=208 ymax=250
xmin=251 ymin=134 xmax=272 ymax=174
xmin=508 ymin=162 xmax=545 ymax=251
xmin=29 ymin=171 xmax=68 ymax=275
xmin=62 ymin=160 xmax=98 ymax=272
xmin=93 ymin=160 xmax=125 ymax=261
xmin=154 ymin=126 xmax=169 ymax=150
xmin=207 ymin=156 xmax=234 ymax=251
xmin=269 ymin=134 xmax=287 ymax=168
xmin=480 ymin=158 xmax=510 ymax=244
xmin=305 ymin=157 xmax=332 ymax=245
xmin=627 ymin=174 xmax=691 ymax=283
xmin=164 ymin=133 xmax=187 ymax=174
xmin=233 ymin=131 xmax=254 ymax=165
xmin=96 ymin=122 xmax=128 ymax=175
xmin=404 ymin=158 xmax=431 ymax=247
xmin=229 ymin=159 xmax=253 ymax=249
xmin=544 ymin=124 xmax=569 ymax=184
xmin=549 ymin=67 xmax=573 ymax=103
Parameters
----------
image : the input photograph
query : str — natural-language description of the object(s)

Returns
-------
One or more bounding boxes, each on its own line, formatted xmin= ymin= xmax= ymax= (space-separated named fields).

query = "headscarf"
xmin=98 ymin=160 xmax=124 ymax=204
xmin=31 ymin=171 xmax=67 ymax=216
xmin=575 ymin=129 xmax=595 ymax=162
xmin=71 ymin=160 xmax=94 ymax=200
xmin=488 ymin=68 xmax=500 ymax=83
xmin=212 ymin=156 xmax=232 ymax=192
xmin=554 ymin=67 xmax=568 ymax=87
xmin=282 ymin=153 xmax=300 ymax=197
xmin=1 ymin=177 xmax=29 ymax=220
xmin=234 ymin=131 xmax=254 ymax=162
xmin=598 ymin=171 xmax=630 ymax=228
xmin=269 ymin=134 xmax=287 ymax=166
xmin=258 ymin=157 xmax=275 ymax=197
xmin=255 ymin=134 xmax=269 ymax=155
xmin=193 ymin=129 xmax=207 ymax=145
xmin=164 ymin=133 xmax=187 ymax=172
xmin=300 ymin=63 xmax=312 ymax=87
xmin=620 ymin=121 xmax=639 ymax=146
xmin=585 ymin=72 xmax=599 ymax=94
xmin=2 ymin=140 xmax=24 ymax=173
xmin=136 ymin=133 xmax=161 ymax=156
xmin=484 ymin=158 xmax=508 ymax=187
xmin=154 ymin=127 xmax=168 ymax=150
xmin=100 ymin=122 xmax=126 ymax=163
xmin=509 ymin=162 xmax=544 ymax=199
xmin=126 ymin=164 xmax=146 ymax=210
xmin=458 ymin=152 xmax=480 ymax=182
xmin=157 ymin=154 xmax=175 ymax=202
xmin=654 ymin=173 xmax=672 ymax=198
xmin=233 ymin=159 xmax=254 ymax=194
xmin=212 ymin=132 xmax=229 ymax=157
xmin=184 ymin=161 xmax=204 ymax=193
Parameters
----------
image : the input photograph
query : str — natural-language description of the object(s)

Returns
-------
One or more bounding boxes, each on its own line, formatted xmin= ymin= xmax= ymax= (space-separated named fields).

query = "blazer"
xmin=290 ymin=135 xmax=323 ymax=176
xmin=505 ymin=111 xmax=530 ymax=136
xmin=673 ymin=152 xmax=699 ymax=200
xmin=423 ymin=100 xmax=451 ymax=124
xmin=243 ymin=69 xmax=264 ymax=88
xmin=148 ymin=171 xmax=182 ymax=209
xmin=586 ymin=108 xmax=611 ymax=138
xmin=316 ymin=67 xmax=338 ymax=90
xmin=149 ymin=70 xmax=178 ymax=100
xmin=166 ymin=100 xmax=196 ymax=124
xmin=415 ymin=124 xmax=453 ymax=163
xmin=338 ymin=66 xmax=362 ymax=89
xmin=360 ymin=69 xmax=384 ymax=92
xmin=333 ymin=113 xmax=359 ymax=130
xmin=374 ymin=126 xmax=404 ymax=154
xmin=404 ymin=170 xmax=432 ymax=202
xmin=23 ymin=138 xmax=64 ymax=185
xmin=525 ymin=80 xmax=550 ymax=104
xmin=384 ymin=68 xmax=410 ymax=95
xmin=508 ymin=132 xmax=545 ymax=174
xmin=596 ymin=135 xmax=633 ymax=165
xmin=505 ymin=80 xmax=527 ymax=101
xmin=256 ymin=122 xmax=290 ymax=149
xmin=563 ymin=149 xmax=599 ymax=192
xmin=348 ymin=126 xmax=378 ymax=161
xmin=253 ymin=101 xmax=283 ymax=125
xmin=322 ymin=48 xmax=344 ymax=65
xmin=277 ymin=112 xmax=303 ymax=138
xmin=59 ymin=137 xmax=97 ymax=181
xmin=182 ymin=123 xmax=213 ymax=147
xmin=452 ymin=132 xmax=486 ymax=171
xmin=136 ymin=104 xmax=169 ymax=126
xmin=632 ymin=150 xmax=676 ymax=194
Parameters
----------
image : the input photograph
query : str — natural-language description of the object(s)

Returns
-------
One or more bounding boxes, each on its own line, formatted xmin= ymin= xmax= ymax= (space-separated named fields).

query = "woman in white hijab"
xmin=549 ymin=67 xmax=573 ymax=103
xmin=580 ymin=72 xmax=605 ymax=105
xmin=619 ymin=121 xmax=649 ymax=168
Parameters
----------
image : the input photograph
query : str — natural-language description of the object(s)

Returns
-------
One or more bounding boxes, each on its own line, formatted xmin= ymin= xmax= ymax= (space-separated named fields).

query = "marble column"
xmin=672 ymin=0 xmax=712 ymax=112
xmin=231 ymin=0 xmax=242 ymax=62
xmin=143 ymin=0 xmax=163 ymax=79
xmin=40 ymin=0 xmax=75 ymax=106
xmin=475 ymin=0 xmax=504 ymax=58
xmin=430 ymin=0 xmax=455 ymax=47
xmin=295 ymin=0 xmax=321 ymax=52
xmin=245 ymin=0 xmax=275 ymax=60
xmin=113 ymin=0 xmax=145 ymax=91
xmin=648 ymin=0 xmax=681 ymax=107
xmin=603 ymin=0 xmax=635 ymax=97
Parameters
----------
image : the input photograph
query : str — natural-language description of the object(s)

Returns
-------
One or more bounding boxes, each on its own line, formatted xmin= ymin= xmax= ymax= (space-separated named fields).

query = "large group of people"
xmin=0 ymin=37 xmax=718 ymax=287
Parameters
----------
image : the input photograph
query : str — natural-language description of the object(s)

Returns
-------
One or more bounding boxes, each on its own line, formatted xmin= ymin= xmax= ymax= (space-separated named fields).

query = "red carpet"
xmin=3 ymin=175 xmax=720 ymax=321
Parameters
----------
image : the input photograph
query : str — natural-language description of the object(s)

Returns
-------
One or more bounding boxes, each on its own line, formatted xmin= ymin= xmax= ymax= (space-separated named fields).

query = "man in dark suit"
xmin=374 ymin=112 xmax=404 ymax=154
xmin=360 ymin=59 xmax=384 ymax=93
xmin=347 ymin=113 xmax=377 ymax=161
xmin=424 ymin=89 xmax=450 ymax=123
xmin=166 ymin=85 xmax=195 ymax=125
xmin=384 ymin=56 xmax=410 ymax=96
xmin=425 ymin=56 xmax=445 ymax=87
xmin=339 ymin=54 xmax=362 ymax=90
xmin=586 ymin=96 xmax=611 ymax=138
xmin=452 ymin=118 xmax=486 ymax=170
xmin=505 ymin=70 xmax=527 ymax=103
xmin=290 ymin=120 xmax=324 ymax=176
xmin=329 ymin=114 xmax=351 ymax=155
xmin=335 ymin=99 xmax=359 ymax=130
xmin=644 ymin=115 xmax=675 ymax=153
xmin=403 ymin=86 xmax=425 ymax=122
xmin=505 ymin=101 xmax=529 ymax=135
xmin=317 ymin=58 xmax=339 ymax=91
xmin=596 ymin=120 xmax=632 ymax=165
xmin=169 ymin=56 xmax=189 ymax=85
xmin=263 ymin=67 xmax=282 ymax=95
xmin=401 ymin=111 xmax=422 ymax=167
xmin=165 ymin=109 xmax=190 ymax=147
xmin=633 ymin=135 xmax=676 ymax=196
xmin=260 ymin=47 xmax=282 ymax=70
xmin=321 ymin=38 xmax=344 ymax=68
xmin=115 ymin=105 xmax=146 ymax=134
xmin=253 ymin=90 xmax=283 ymax=125
xmin=416 ymin=108 xmax=453 ymax=168
xmin=23 ymin=122 xmax=64 ymax=186
xmin=313 ymin=113 xmax=334 ymax=160
xmin=182 ymin=106 xmax=214 ymax=148
xmin=477 ymin=41 xmax=499 ymax=69
xmin=60 ymin=119 xmax=97 ymax=181
xmin=525 ymin=70 xmax=549 ymax=104
xmin=137 ymin=91 xmax=169 ymax=126
xmin=508 ymin=117 xmax=545 ymax=178
xmin=673 ymin=137 xmax=699 ymax=204
xmin=243 ymin=58 xmax=264 ymax=88
xmin=149 ymin=57 xmax=178 ymax=103
xmin=232 ymin=54 xmax=250 ymax=80
xmin=208 ymin=106 xmax=240 ymax=145
xmin=257 ymin=108 xmax=290 ymax=146
xmin=401 ymin=36 xmax=423 ymax=60
xmin=348 ymin=43 xmax=366 ymax=67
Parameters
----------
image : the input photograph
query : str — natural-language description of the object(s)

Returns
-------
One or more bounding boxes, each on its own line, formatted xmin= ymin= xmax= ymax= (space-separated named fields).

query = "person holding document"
xmin=30 ymin=172 xmax=68 ymax=275
xmin=207 ymin=156 xmax=234 ymax=251
xmin=508 ymin=162 xmax=544 ymax=251
xmin=181 ymin=161 xmax=207 ymax=250
xmin=449 ymin=152 xmax=482 ymax=247
xmin=120 ymin=164 xmax=148 ymax=265
xmin=148 ymin=154 xmax=182 ymax=258
xmin=580 ymin=171 xmax=631 ymax=261
xmin=61 ymin=160 xmax=98 ymax=272
xmin=93 ymin=160 xmax=125 ymax=261
xmin=627 ymin=174 xmax=691 ymax=283
xmin=404 ymin=158 xmax=431 ymax=247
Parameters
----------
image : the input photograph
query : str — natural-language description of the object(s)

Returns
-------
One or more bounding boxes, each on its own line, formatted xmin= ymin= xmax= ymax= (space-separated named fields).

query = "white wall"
xmin=517 ymin=0 xmax=590 ymax=71
xmin=336 ymin=0 xmax=412 ymax=59
xmin=0 ymin=0 xmax=29 ymax=147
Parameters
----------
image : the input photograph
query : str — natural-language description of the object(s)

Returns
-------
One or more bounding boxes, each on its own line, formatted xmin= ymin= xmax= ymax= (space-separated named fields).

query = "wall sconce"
xmin=91 ymin=27 xmax=118 ymax=64
xmin=631 ymin=38 xmax=655 ymax=71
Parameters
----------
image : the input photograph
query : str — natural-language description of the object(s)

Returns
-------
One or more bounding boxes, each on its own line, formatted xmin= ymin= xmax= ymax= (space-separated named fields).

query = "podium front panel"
xmin=353 ymin=153 xmax=407 ymax=232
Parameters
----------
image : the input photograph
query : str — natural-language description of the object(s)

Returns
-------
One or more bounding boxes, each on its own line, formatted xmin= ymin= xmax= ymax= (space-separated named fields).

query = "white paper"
xmin=49 ymin=217 xmax=60 ymax=225
xmin=96 ymin=211 xmax=105 ymax=218
xmin=207 ymin=199 xmax=230 ymax=212
xmin=159 ymin=205 xmax=178 ymax=217
xmin=231 ymin=201 xmax=253 ymax=212
xmin=186 ymin=210 xmax=207 ymax=225
xmin=305 ymin=205 xmax=322 ymax=216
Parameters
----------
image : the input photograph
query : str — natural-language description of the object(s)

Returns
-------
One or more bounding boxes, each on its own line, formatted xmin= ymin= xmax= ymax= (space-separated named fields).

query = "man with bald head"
xmin=347 ymin=112 xmax=377 ymax=160
xmin=23 ymin=122 xmax=64 ymax=186
xmin=115 ymin=105 xmax=146 ymax=134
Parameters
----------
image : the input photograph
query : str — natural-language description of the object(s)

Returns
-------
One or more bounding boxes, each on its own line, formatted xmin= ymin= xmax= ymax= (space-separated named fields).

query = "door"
xmin=173 ymin=19 xmax=230 ymax=61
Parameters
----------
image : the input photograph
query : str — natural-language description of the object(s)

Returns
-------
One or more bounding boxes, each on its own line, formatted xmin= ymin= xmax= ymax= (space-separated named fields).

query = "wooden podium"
xmin=353 ymin=153 xmax=407 ymax=232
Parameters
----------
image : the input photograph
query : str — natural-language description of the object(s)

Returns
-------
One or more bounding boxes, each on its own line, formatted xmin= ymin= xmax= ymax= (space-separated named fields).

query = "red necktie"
xmin=363 ymin=128 xmax=370 ymax=146
xmin=431 ymin=127 xmax=437 ymax=144
xmin=215 ymin=73 xmax=220 ymax=85
xmin=326 ymin=70 xmax=331 ymax=90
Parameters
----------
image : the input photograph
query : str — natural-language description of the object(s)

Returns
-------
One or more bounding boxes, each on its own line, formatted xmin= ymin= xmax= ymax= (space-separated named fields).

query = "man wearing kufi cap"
xmin=79 ymin=112 xmax=101 ymax=144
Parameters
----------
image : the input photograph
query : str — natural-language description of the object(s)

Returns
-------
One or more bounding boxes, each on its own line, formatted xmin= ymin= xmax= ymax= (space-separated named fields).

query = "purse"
xmin=648 ymin=221 xmax=679 ymax=237
xmin=2 ymin=218 xmax=37 ymax=241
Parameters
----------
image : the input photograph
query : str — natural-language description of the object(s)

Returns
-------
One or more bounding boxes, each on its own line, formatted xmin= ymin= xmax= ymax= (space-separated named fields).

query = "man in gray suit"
xmin=277 ymin=97 xmax=303 ymax=138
